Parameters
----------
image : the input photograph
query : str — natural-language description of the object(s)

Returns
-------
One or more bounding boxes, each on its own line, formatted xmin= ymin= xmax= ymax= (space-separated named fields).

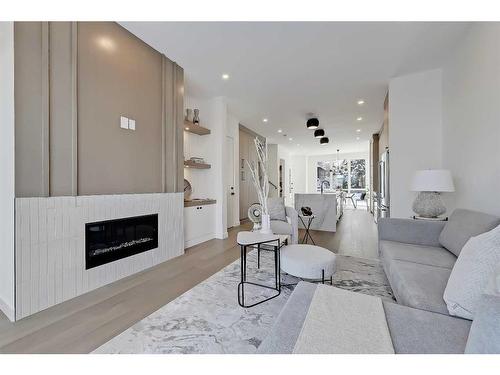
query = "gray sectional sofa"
xmin=378 ymin=209 xmax=500 ymax=316
xmin=258 ymin=282 xmax=473 ymax=354
xmin=258 ymin=209 xmax=500 ymax=354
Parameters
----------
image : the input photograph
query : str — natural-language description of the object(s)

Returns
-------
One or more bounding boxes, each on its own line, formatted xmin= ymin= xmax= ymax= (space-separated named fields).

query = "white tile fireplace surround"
xmin=14 ymin=193 xmax=184 ymax=320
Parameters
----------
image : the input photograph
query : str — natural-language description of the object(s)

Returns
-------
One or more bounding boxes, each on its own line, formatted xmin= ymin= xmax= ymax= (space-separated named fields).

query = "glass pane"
xmin=316 ymin=161 xmax=332 ymax=192
xmin=331 ymin=159 xmax=348 ymax=190
xmin=350 ymin=159 xmax=366 ymax=189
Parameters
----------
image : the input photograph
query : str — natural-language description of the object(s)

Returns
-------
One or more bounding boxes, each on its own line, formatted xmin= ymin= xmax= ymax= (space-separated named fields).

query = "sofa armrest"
xmin=285 ymin=206 xmax=299 ymax=244
xmin=378 ymin=218 xmax=446 ymax=247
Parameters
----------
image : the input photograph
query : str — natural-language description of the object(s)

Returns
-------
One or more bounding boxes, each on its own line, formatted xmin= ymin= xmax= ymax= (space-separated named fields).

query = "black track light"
xmin=314 ymin=129 xmax=325 ymax=138
xmin=306 ymin=118 xmax=319 ymax=129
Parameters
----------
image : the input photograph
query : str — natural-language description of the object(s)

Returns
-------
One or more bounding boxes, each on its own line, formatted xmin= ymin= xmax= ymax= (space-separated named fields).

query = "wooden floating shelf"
xmin=184 ymin=120 xmax=211 ymax=136
xmin=184 ymin=160 xmax=211 ymax=169
xmin=184 ymin=199 xmax=216 ymax=207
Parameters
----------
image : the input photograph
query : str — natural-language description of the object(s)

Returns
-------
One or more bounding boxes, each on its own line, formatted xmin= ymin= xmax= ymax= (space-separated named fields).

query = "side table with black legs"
xmin=298 ymin=214 xmax=316 ymax=245
xmin=236 ymin=232 xmax=288 ymax=308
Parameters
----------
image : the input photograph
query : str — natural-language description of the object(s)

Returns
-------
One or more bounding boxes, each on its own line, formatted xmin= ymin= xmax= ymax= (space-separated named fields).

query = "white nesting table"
xmin=236 ymin=231 xmax=289 ymax=308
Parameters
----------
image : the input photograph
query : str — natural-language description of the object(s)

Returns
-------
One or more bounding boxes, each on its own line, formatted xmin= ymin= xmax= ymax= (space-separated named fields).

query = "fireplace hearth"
xmin=85 ymin=214 xmax=158 ymax=269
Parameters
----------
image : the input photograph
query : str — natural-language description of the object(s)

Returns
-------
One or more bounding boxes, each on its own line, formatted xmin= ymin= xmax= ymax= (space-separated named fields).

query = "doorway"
xmin=279 ymin=158 xmax=285 ymax=198
xmin=226 ymin=136 xmax=236 ymax=229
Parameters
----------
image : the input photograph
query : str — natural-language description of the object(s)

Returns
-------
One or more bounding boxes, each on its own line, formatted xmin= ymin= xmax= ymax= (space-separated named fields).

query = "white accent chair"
xmin=268 ymin=199 xmax=299 ymax=244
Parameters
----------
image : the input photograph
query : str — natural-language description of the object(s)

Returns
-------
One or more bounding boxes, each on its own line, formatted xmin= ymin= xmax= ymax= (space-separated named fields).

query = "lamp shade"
xmin=411 ymin=169 xmax=455 ymax=192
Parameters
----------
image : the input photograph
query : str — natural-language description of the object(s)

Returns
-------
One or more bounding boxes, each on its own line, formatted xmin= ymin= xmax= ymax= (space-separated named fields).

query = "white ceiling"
xmin=120 ymin=22 xmax=469 ymax=155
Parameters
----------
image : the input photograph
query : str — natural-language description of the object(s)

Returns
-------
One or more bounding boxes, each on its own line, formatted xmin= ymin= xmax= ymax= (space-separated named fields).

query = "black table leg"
xmin=307 ymin=217 xmax=316 ymax=245
xmin=257 ymin=244 xmax=261 ymax=269
xmin=300 ymin=216 xmax=316 ymax=245
xmin=238 ymin=241 xmax=282 ymax=308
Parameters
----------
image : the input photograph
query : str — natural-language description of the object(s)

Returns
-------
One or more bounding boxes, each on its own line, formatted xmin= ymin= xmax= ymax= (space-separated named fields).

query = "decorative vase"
xmin=193 ymin=109 xmax=200 ymax=124
xmin=260 ymin=214 xmax=272 ymax=234
xmin=412 ymin=191 xmax=446 ymax=218
xmin=185 ymin=108 xmax=193 ymax=122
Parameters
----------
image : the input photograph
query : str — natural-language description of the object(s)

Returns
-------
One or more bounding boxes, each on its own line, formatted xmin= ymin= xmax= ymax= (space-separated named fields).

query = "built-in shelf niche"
xmin=183 ymin=120 xmax=211 ymax=136
xmin=184 ymin=199 xmax=216 ymax=207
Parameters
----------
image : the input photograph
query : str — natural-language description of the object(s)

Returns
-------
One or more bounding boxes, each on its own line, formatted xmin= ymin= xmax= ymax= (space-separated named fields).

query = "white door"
xmin=226 ymin=136 xmax=235 ymax=228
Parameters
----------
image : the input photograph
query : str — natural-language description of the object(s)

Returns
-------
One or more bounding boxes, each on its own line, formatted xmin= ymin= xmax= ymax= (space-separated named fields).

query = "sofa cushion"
xmin=267 ymin=197 xmax=287 ymax=222
xmin=270 ymin=220 xmax=292 ymax=235
xmin=465 ymin=294 xmax=500 ymax=354
xmin=257 ymin=282 xmax=317 ymax=354
xmin=439 ymin=209 xmax=500 ymax=257
xmin=443 ymin=224 xmax=500 ymax=320
xmin=380 ymin=240 xmax=456 ymax=269
xmin=383 ymin=301 xmax=471 ymax=354
xmin=386 ymin=259 xmax=451 ymax=315
xmin=465 ymin=294 xmax=500 ymax=353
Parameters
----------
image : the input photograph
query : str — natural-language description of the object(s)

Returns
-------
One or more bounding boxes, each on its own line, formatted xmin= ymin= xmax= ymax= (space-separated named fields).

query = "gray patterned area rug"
xmin=94 ymin=250 xmax=394 ymax=354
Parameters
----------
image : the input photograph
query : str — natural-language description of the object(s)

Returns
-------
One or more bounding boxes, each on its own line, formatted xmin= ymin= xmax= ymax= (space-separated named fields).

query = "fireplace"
xmin=85 ymin=214 xmax=158 ymax=269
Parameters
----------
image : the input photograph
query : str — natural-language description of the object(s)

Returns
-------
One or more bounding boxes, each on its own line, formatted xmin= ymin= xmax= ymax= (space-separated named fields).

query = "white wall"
xmin=0 ymin=22 xmax=16 ymax=321
xmin=291 ymin=155 xmax=307 ymax=198
xmin=389 ymin=69 xmax=443 ymax=218
xmin=442 ymin=23 xmax=500 ymax=216
xmin=306 ymin=151 xmax=370 ymax=194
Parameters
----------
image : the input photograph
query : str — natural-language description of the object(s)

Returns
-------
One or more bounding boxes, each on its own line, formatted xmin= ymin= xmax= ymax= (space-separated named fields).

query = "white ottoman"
xmin=281 ymin=244 xmax=336 ymax=282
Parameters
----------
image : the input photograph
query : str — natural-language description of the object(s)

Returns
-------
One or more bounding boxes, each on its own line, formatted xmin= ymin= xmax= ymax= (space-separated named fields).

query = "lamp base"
xmin=412 ymin=191 xmax=446 ymax=218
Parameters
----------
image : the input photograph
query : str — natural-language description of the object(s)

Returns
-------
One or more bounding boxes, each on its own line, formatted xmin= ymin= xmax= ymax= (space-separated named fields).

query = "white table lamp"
xmin=411 ymin=169 xmax=455 ymax=218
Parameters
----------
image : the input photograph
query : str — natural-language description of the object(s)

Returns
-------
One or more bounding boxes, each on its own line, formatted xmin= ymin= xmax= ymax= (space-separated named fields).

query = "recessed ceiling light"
xmin=357 ymin=117 xmax=363 ymax=121
xmin=222 ymin=73 xmax=230 ymax=80
xmin=357 ymin=100 xmax=365 ymax=105
xmin=356 ymin=129 xmax=361 ymax=133
xmin=297 ymin=144 xmax=300 ymax=146
xmin=277 ymin=129 xmax=282 ymax=133
xmin=185 ymin=127 xmax=190 ymax=130
xmin=289 ymin=137 xmax=293 ymax=141
xmin=356 ymin=137 xmax=360 ymax=141
xmin=263 ymin=118 xmax=268 ymax=123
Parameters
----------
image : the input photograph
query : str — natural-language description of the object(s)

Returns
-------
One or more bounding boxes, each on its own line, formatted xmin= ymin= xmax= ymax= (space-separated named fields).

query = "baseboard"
xmin=215 ymin=231 xmax=228 ymax=240
xmin=0 ymin=296 xmax=15 ymax=322
xmin=184 ymin=233 xmax=216 ymax=249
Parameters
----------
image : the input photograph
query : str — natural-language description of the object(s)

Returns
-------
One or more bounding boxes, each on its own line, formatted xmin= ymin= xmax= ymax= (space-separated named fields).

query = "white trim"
xmin=184 ymin=233 xmax=216 ymax=249
xmin=0 ymin=296 xmax=15 ymax=322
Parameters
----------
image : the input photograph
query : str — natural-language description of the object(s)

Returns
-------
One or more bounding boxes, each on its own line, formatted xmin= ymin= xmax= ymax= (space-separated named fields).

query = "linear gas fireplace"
xmin=85 ymin=214 xmax=158 ymax=269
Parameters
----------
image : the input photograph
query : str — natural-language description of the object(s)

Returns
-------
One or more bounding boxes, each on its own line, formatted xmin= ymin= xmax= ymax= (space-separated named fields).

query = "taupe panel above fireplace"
xmin=14 ymin=22 xmax=184 ymax=197
xmin=78 ymin=22 xmax=163 ymax=195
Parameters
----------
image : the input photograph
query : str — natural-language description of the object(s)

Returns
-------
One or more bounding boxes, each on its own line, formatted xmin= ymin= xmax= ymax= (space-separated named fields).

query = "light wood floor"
xmin=0 ymin=208 xmax=377 ymax=354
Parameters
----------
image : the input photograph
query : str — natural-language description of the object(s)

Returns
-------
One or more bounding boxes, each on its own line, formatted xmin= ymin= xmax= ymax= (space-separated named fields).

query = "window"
xmin=316 ymin=158 xmax=366 ymax=193
xmin=350 ymin=159 xmax=366 ymax=190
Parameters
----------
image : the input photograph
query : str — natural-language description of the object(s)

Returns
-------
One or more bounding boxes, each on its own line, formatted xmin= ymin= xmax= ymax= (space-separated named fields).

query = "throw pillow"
xmin=439 ymin=209 xmax=500 ymax=257
xmin=443 ymin=224 xmax=500 ymax=320
xmin=267 ymin=197 xmax=287 ymax=222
